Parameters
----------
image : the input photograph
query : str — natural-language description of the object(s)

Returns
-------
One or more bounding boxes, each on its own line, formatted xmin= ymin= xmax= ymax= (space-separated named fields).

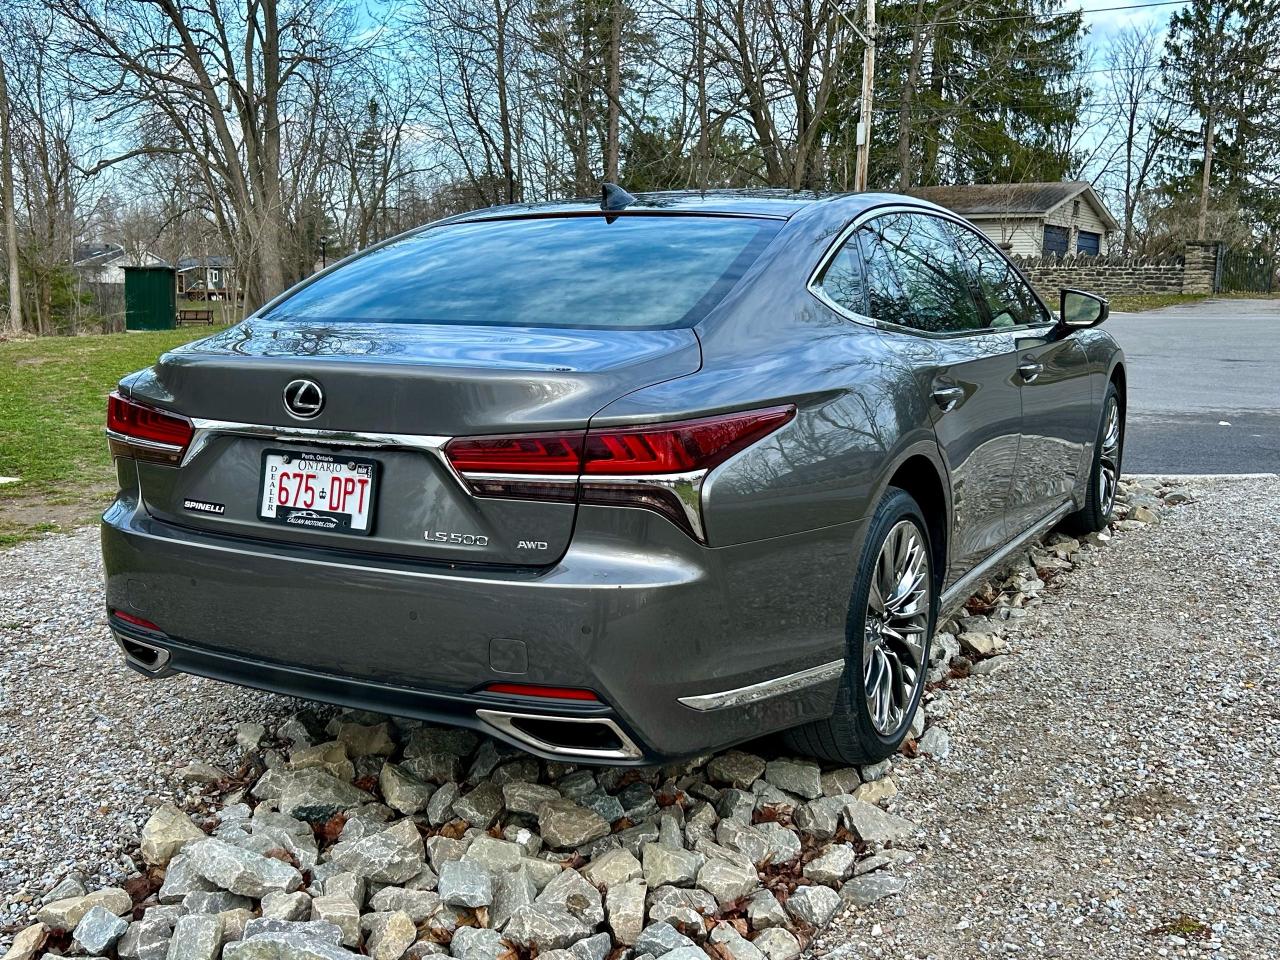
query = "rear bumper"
xmin=101 ymin=496 xmax=865 ymax=763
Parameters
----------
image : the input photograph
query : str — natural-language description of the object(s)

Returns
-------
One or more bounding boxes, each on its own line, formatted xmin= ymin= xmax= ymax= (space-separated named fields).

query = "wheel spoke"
xmin=862 ymin=519 xmax=933 ymax=737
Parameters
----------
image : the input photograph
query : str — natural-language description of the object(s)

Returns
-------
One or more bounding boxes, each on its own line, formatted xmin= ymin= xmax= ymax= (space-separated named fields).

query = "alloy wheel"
xmin=1098 ymin=398 xmax=1121 ymax=515
xmin=863 ymin=520 xmax=930 ymax=736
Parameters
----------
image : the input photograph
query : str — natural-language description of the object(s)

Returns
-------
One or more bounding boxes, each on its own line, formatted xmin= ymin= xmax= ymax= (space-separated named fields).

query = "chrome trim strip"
xmin=105 ymin=429 xmax=184 ymax=454
xmin=461 ymin=471 xmax=580 ymax=485
xmin=938 ymin=501 xmax=1073 ymax=615
xmin=183 ymin=419 xmax=450 ymax=468
xmin=475 ymin=708 xmax=644 ymax=760
xmin=677 ymin=658 xmax=845 ymax=711
xmin=580 ymin=470 xmax=707 ymax=541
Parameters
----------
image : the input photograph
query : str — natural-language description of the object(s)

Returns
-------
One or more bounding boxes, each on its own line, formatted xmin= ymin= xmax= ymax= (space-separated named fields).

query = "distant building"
xmin=905 ymin=182 xmax=1119 ymax=258
xmin=177 ymin=256 xmax=239 ymax=300
xmin=73 ymin=242 xmax=167 ymax=285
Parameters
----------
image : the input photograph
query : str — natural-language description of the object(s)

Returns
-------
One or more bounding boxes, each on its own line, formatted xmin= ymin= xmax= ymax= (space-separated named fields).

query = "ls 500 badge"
xmin=425 ymin=530 xmax=489 ymax=546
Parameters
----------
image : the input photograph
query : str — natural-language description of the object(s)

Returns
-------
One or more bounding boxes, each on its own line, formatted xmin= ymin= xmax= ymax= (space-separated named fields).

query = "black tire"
xmin=782 ymin=487 xmax=936 ymax=764
xmin=1063 ymin=382 xmax=1123 ymax=535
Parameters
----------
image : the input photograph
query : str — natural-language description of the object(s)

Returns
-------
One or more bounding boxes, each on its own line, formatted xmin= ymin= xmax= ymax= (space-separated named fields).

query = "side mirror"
xmin=1058 ymin=288 xmax=1109 ymax=329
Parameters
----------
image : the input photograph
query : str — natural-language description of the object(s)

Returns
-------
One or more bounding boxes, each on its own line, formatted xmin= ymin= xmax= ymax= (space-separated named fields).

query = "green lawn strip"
xmin=1107 ymin=293 xmax=1210 ymax=313
xmin=0 ymin=327 xmax=228 ymax=542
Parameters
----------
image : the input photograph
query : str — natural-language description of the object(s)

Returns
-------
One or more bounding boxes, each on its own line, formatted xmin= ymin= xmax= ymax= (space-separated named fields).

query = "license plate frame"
xmin=257 ymin=448 xmax=379 ymax=536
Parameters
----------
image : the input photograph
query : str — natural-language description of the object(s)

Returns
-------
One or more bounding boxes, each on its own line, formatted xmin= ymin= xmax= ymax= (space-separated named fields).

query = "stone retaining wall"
xmin=1011 ymin=241 xmax=1221 ymax=301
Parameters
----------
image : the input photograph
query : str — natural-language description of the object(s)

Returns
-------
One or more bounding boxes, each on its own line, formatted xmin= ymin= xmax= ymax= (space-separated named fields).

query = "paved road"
xmin=1106 ymin=297 xmax=1279 ymax=474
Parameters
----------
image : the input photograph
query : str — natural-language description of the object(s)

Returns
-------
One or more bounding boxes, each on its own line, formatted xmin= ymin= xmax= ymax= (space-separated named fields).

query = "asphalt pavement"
xmin=1105 ymin=297 xmax=1279 ymax=475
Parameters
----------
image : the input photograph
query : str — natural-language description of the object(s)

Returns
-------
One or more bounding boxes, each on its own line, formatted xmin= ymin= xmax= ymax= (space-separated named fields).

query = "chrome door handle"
xmin=931 ymin=385 xmax=965 ymax=411
xmin=1018 ymin=360 xmax=1044 ymax=383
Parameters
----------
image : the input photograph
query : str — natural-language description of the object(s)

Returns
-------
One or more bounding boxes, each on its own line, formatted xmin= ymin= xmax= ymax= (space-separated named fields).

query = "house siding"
xmin=1043 ymin=196 xmax=1111 ymax=255
xmin=968 ymin=217 xmax=1043 ymax=257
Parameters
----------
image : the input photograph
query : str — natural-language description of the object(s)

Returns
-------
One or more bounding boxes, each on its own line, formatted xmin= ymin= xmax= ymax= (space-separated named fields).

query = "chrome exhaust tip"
xmin=476 ymin=708 xmax=643 ymax=761
xmin=111 ymin=629 xmax=173 ymax=675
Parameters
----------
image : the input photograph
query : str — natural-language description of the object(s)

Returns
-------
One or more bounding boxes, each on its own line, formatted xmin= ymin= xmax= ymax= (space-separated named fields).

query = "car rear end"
xmin=100 ymin=207 xmax=848 ymax=762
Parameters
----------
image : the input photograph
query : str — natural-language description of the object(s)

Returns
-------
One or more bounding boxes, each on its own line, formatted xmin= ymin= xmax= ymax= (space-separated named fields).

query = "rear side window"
xmin=264 ymin=215 xmax=782 ymax=330
xmin=858 ymin=213 xmax=985 ymax=334
xmin=815 ymin=242 xmax=868 ymax=314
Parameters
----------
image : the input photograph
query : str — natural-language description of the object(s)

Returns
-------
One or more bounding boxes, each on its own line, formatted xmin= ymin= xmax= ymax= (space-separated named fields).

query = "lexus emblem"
xmin=283 ymin=379 xmax=325 ymax=420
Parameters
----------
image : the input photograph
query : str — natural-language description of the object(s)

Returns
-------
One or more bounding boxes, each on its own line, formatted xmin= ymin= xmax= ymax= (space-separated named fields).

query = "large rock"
xmin=501 ymin=781 xmax=560 ymax=816
xmin=362 ymin=911 xmax=416 ymax=960
xmin=753 ymin=823 xmax=801 ymax=865
xmin=633 ymin=921 xmax=696 ymax=956
xmin=783 ymin=884 xmax=840 ymax=927
xmin=158 ymin=855 xmax=219 ymax=904
xmin=276 ymin=770 xmax=373 ymax=824
xmin=223 ymin=930 xmax=358 ymax=960
xmin=37 ymin=888 xmax=133 ymax=930
xmin=288 ymin=743 xmax=355 ymax=783
xmin=117 ymin=915 xmax=173 ymax=960
xmin=379 ymin=764 xmax=436 ymax=815
xmin=538 ymin=798 xmax=610 ymax=849
xmin=491 ymin=867 xmax=538 ymax=930
xmin=706 ymin=751 xmax=765 ymax=790
xmin=838 ymin=799 xmax=917 ymax=845
xmin=802 ymin=844 xmax=857 ymax=888
xmin=438 ymin=860 xmax=493 ymax=908
xmin=448 ymin=927 xmax=507 ymax=960
xmin=792 ymin=797 xmax=844 ymax=841
xmin=744 ymin=890 xmax=788 ymax=930
xmin=330 ymin=819 xmax=425 ymax=884
xmin=696 ymin=856 xmax=760 ymax=908
xmin=751 ymin=927 xmax=801 ymax=960
xmin=256 ymin=891 xmax=310 ymax=922
xmin=839 ymin=872 xmax=908 ymax=906
xmin=182 ymin=892 xmax=254 ymax=915
xmin=461 ymin=835 xmax=523 ymax=875
xmin=642 ymin=843 xmax=703 ymax=888
xmin=579 ymin=848 xmax=641 ymax=890
xmin=503 ymin=904 xmax=591 ymax=952
xmin=185 ymin=838 xmax=303 ymax=897
xmin=335 ymin=722 xmax=396 ymax=757
xmin=141 ymin=803 xmax=207 ymax=867
xmin=708 ymin=922 xmax=765 ymax=960
xmin=308 ymin=899 xmax=361 ymax=948
xmin=604 ymin=880 xmax=646 ymax=946
xmin=166 ymin=914 xmax=224 ymax=960
xmin=368 ymin=888 xmax=443 ymax=923
xmin=714 ymin=821 xmax=770 ymax=868
xmin=763 ymin=760 xmax=821 ymax=799
xmin=536 ymin=869 xmax=604 ymax=927
xmin=453 ymin=782 xmax=504 ymax=829
xmin=3 ymin=923 xmax=48 ymax=960
xmin=74 ymin=906 xmax=129 ymax=954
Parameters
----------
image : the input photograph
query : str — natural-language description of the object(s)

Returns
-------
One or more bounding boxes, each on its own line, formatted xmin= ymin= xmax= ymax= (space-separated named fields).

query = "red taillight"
xmin=484 ymin=682 xmax=600 ymax=702
xmin=107 ymin=391 xmax=194 ymax=464
xmin=445 ymin=405 xmax=796 ymax=540
xmin=583 ymin=406 xmax=796 ymax=475
xmin=110 ymin=609 xmax=161 ymax=631
xmin=443 ymin=431 xmax=584 ymax=474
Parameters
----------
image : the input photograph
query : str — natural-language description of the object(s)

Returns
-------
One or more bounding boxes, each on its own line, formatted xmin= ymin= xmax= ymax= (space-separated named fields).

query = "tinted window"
xmin=948 ymin=222 xmax=1049 ymax=328
xmin=817 ymin=239 xmax=868 ymax=314
xmin=265 ymin=215 xmax=782 ymax=330
xmin=858 ymin=214 xmax=984 ymax=334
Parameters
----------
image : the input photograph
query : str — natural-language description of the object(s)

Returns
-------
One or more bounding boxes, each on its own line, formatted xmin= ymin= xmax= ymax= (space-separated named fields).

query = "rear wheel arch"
xmin=1109 ymin=361 xmax=1127 ymax=413
xmin=880 ymin=451 xmax=949 ymax=592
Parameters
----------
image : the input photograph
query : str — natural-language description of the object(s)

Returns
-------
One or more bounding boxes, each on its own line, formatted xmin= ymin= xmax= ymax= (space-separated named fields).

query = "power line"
xmin=880 ymin=0 xmax=1186 ymax=34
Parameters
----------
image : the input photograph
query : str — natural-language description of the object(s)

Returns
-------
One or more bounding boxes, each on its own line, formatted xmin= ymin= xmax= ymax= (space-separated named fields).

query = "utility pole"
xmin=854 ymin=0 xmax=877 ymax=192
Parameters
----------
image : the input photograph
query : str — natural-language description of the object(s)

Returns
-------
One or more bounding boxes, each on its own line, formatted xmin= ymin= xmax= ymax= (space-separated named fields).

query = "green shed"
xmin=124 ymin=265 xmax=177 ymax=331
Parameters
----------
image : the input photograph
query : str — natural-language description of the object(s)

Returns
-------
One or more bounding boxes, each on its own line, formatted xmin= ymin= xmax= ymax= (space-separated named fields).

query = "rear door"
xmin=855 ymin=212 xmax=1023 ymax=584
xmin=948 ymin=222 xmax=1095 ymax=532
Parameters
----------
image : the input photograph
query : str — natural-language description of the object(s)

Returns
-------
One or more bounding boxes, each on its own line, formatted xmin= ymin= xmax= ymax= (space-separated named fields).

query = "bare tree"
xmin=0 ymin=57 xmax=22 ymax=334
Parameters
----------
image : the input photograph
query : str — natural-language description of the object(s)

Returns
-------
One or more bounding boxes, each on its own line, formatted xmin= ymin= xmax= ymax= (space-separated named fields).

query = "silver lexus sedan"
xmin=101 ymin=188 xmax=1124 ymax=765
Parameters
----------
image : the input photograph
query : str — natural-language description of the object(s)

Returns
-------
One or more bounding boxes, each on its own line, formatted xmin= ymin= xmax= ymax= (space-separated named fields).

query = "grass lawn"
xmin=0 ymin=326 xmax=229 ymax=546
xmin=1109 ymin=290 xmax=1279 ymax=313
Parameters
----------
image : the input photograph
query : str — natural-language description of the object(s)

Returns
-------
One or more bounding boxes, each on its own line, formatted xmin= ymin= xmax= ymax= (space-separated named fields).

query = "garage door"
xmin=1076 ymin=230 xmax=1101 ymax=255
xmin=1043 ymin=225 xmax=1069 ymax=256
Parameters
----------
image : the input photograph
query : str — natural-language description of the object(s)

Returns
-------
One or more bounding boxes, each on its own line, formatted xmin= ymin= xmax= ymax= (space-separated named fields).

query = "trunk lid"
xmin=128 ymin=320 xmax=700 ymax=566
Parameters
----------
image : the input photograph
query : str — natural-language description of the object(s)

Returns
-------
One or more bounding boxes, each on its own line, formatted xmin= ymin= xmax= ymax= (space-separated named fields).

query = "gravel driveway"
xmin=2 ymin=476 xmax=1276 ymax=959
xmin=814 ymin=475 xmax=1280 ymax=958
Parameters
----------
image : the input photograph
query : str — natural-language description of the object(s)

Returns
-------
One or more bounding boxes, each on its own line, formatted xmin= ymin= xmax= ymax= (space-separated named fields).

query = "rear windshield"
xmin=264 ymin=214 xmax=782 ymax=330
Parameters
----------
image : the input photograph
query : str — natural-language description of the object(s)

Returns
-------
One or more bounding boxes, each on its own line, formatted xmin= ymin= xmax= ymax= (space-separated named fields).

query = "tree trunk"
xmin=1197 ymin=109 xmax=1215 ymax=242
xmin=494 ymin=0 xmax=518 ymax=203
xmin=898 ymin=1 xmax=926 ymax=190
xmin=604 ymin=0 xmax=621 ymax=182
xmin=0 ymin=59 xmax=22 ymax=335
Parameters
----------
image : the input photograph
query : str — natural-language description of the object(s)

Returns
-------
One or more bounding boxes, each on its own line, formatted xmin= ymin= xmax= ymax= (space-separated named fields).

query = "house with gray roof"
xmin=905 ymin=181 xmax=1119 ymax=258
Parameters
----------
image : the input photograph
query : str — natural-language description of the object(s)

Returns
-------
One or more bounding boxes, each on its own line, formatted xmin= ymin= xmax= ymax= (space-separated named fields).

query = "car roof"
xmin=446 ymin=188 xmax=842 ymax=222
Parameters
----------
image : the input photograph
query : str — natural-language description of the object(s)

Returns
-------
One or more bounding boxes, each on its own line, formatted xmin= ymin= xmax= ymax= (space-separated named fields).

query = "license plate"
xmin=258 ymin=450 xmax=377 ymax=535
